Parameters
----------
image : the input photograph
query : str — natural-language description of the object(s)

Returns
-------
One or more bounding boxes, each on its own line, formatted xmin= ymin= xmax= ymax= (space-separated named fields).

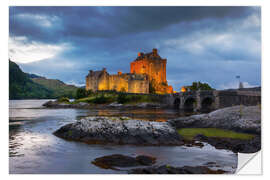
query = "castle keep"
xmin=86 ymin=49 xmax=173 ymax=94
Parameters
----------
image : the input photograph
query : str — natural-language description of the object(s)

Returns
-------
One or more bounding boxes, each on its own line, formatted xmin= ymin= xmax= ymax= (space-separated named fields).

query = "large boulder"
xmin=91 ymin=154 xmax=156 ymax=170
xmin=128 ymin=165 xmax=228 ymax=174
xmin=169 ymin=105 xmax=261 ymax=134
xmin=54 ymin=116 xmax=183 ymax=145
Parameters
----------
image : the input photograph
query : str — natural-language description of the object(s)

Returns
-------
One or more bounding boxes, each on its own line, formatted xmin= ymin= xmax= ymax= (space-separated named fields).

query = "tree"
xmin=185 ymin=81 xmax=214 ymax=91
xmin=76 ymin=88 xmax=93 ymax=99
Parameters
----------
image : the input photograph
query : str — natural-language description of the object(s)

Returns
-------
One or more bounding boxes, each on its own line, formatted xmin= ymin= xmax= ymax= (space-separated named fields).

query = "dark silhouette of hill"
xmin=9 ymin=60 xmax=78 ymax=99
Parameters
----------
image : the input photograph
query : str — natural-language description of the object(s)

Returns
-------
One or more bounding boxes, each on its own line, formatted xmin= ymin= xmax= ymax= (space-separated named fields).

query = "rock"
xmin=42 ymin=100 xmax=57 ymax=107
xmin=43 ymin=100 xmax=162 ymax=109
xmin=53 ymin=116 xmax=183 ymax=145
xmin=108 ymin=102 xmax=123 ymax=107
xmin=182 ymin=139 xmax=204 ymax=148
xmin=128 ymin=165 xmax=228 ymax=174
xmin=71 ymin=102 xmax=89 ymax=108
xmin=169 ymin=105 xmax=261 ymax=134
xmin=43 ymin=100 xmax=90 ymax=108
xmin=92 ymin=154 xmax=156 ymax=170
xmin=135 ymin=155 xmax=156 ymax=166
xmin=135 ymin=103 xmax=161 ymax=108
xmin=194 ymin=134 xmax=261 ymax=153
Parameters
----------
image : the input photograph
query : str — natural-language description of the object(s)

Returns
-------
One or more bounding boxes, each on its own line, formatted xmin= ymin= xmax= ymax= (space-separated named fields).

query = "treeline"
xmin=185 ymin=81 xmax=214 ymax=91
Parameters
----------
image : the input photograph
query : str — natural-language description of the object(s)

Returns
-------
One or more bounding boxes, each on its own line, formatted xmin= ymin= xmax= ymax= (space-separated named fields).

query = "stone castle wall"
xmin=86 ymin=48 xmax=172 ymax=94
xmin=128 ymin=76 xmax=149 ymax=93
xmin=86 ymin=69 xmax=149 ymax=93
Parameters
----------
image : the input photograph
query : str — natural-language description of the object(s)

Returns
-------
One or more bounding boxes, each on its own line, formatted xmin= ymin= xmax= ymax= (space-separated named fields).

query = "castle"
xmin=86 ymin=49 xmax=173 ymax=94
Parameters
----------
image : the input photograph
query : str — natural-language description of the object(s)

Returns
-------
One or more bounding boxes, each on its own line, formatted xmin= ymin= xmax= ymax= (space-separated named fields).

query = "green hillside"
xmin=32 ymin=78 xmax=78 ymax=98
xmin=9 ymin=60 xmax=79 ymax=99
xmin=9 ymin=60 xmax=52 ymax=99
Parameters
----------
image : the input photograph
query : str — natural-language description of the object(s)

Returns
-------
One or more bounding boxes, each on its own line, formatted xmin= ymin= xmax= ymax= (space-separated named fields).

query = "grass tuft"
xmin=177 ymin=128 xmax=255 ymax=140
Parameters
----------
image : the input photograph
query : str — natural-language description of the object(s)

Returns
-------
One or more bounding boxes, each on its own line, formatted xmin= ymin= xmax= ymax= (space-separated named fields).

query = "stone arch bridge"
xmin=161 ymin=89 xmax=261 ymax=112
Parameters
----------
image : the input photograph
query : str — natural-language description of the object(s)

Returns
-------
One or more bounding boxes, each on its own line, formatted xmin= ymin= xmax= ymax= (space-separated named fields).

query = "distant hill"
xmin=26 ymin=73 xmax=44 ymax=79
xmin=31 ymin=78 xmax=78 ymax=98
xmin=9 ymin=60 xmax=52 ymax=99
xmin=9 ymin=60 xmax=78 ymax=99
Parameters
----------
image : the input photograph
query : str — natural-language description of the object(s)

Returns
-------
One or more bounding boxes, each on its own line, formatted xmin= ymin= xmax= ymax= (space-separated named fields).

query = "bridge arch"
xmin=201 ymin=96 xmax=215 ymax=112
xmin=183 ymin=97 xmax=197 ymax=112
xmin=173 ymin=98 xmax=180 ymax=108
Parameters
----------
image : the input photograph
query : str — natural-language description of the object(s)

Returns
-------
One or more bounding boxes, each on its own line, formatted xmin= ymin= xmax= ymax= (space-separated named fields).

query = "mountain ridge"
xmin=9 ymin=60 xmax=78 ymax=99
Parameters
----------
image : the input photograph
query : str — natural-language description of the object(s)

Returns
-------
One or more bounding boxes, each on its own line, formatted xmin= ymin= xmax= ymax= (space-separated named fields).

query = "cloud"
xmin=9 ymin=36 xmax=71 ymax=63
xmin=8 ymin=6 xmax=261 ymax=90
xmin=66 ymin=80 xmax=85 ymax=87
xmin=15 ymin=13 xmax=60 ymax=28
xmin=9 ymin=6 xmax=253 ymax=42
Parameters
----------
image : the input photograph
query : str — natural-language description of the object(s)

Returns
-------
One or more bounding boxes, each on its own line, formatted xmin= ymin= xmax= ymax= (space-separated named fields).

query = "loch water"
xmin=9 ymin=100 xmax=237 ymax=174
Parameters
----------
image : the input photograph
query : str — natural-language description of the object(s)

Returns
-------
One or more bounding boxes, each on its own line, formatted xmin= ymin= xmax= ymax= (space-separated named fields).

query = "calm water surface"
xmin=9 ymin=100 xmax=237 ymax=174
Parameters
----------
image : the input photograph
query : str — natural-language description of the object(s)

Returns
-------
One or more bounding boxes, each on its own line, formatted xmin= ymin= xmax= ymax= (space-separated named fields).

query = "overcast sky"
xmin=9 ymin=6 xmax=261 ymax=90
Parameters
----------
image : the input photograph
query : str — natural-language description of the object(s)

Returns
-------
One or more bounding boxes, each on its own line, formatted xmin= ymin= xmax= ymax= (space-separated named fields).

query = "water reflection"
xmin=9 ymin=100 xmax=237 ymax=174
xmin=83 ymin=108 xmax=195 ymax=122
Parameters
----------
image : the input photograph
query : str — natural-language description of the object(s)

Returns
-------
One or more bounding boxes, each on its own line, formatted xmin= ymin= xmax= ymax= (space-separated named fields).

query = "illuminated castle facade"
xmin=86 ymin=48 xmax=173 ymax=94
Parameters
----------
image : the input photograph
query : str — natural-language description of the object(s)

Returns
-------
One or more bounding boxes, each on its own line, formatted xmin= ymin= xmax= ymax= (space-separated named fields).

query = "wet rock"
xmin=92 ymin=154 xmax=156 ymax=169
xmin=128 ymin=165 xmax=228 ymax=174
xmin=135 ymin=155 xmax=156 ymax=166
xmin=135 ymin=103 xmax=161 ymax=108
xmin=43 ymin=100 xmax=90 ymax=108
xmin=182 ymin=139 xmax=204 ymax=148
xmin=53 ymin=116 xmax=183 ymax=145
xmin=203 ymin=162 xmax=219 ymax=167
xmin=169 ymin=105 xmax=261 ymax=134
xmin=194 ymin=134 xmax=261 ymax=153
xmin=42 ymin=100 xmax=58 ymax=107
xmin=108 ymin=102 xmax=123 ymax=107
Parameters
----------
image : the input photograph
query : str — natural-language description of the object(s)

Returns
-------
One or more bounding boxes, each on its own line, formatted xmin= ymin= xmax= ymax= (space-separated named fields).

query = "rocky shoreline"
xmin=90 ymin=154 xmax=229 ymax=174
xmin=53 ymin=105 xmax=260 ymax=153
xmin=128 ymin=165 xmax=228 ymax=174
xmin=43 ymin=100 xmax=165 ymax=109
xmin=194 ymin=134 xmax=260 ymax=153
xmin=169 ymin=105 xmax=261 ymax=134
xmin=53 ymin=116 xmax=183 ymax=145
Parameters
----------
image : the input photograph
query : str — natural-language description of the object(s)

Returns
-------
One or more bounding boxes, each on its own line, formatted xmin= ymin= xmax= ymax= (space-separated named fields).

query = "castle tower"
xmin=130 ymin=48 xmax=167 ymax=84
xmin=130 ymin=48 xmax=173 ymax=94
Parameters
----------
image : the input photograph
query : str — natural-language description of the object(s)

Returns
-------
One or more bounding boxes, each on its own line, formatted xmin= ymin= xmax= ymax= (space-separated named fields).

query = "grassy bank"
xmin=177 ymin=128 xmax=255 ymax=140
xmin=73 ymin=92 xmax=160 ymax=105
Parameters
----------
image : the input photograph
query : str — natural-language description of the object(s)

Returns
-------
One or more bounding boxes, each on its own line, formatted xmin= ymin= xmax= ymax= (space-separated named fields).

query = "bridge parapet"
xmin=236 ymin=90 xmax=261 ymax=96
xmin=172 ymin=89 xmax=261 ymax=112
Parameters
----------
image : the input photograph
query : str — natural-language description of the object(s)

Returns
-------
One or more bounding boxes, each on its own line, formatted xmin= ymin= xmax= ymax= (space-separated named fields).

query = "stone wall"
xmin=86 ymin=69 xmax=149 ymax=93
xmin=108 ymin=74 xmax=129 ymax=92
xmin=218 ymin=91 xmax=261 ymax=108
xmin=128 ymin=78 xmax=149 ymax=93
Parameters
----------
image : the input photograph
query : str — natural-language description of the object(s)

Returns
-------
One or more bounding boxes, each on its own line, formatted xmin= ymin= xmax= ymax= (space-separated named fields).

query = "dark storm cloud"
xmin=9 ymin=6 xmax=261 ymax=90
xmin=10 ymin=6 xmax=253 ymax=42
